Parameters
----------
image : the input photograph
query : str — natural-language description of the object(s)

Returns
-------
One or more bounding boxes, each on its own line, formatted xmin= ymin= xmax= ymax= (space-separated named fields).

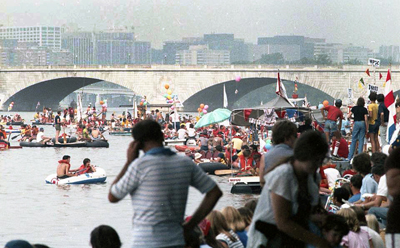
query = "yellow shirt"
xmin=368 ymin=102 xmax=378 ymax=125
xmin=232 ymin=138 xmax=243 ymax=150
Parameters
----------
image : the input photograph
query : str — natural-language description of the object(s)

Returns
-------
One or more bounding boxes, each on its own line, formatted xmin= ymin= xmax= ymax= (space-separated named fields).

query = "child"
xmin=329 ymin=188 xmax=351 ymax=213
xmin=322 ymin=214 xmax=350 ymax=248
xmin=336 ymin=208 xmax=373 ymax=248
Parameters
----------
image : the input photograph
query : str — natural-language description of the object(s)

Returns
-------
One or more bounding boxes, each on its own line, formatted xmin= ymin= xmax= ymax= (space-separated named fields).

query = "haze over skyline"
xmin=2 ymin=0 xmax=400 ymax=49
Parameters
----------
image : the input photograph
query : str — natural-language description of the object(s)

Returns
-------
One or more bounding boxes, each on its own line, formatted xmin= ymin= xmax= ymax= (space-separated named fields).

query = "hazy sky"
xmin=2 ymin=0 xmax=400 ymax=49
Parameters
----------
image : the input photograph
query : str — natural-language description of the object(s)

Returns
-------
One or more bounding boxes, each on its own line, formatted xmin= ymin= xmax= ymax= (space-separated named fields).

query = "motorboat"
xmin=229 ymin=176 xmax=261 ymax=194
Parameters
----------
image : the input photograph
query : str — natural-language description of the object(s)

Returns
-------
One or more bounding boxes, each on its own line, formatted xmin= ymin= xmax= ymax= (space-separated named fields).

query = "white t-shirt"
xmin=324 ymin=168 xmax=341 ymax=189
xmin=360 ymin=226 xmax=385 ymax=248
xmin=377 ymin=175 xmax=388 ymax=197
xmin=187 ymin=128 xmax=196 ymax=137
xmin=36 ymin=132 xmax=44 ymax=142
xmin=177 ymin=129 xmax=187 ymax=139
xmin=247 ymin=163 xmax=320 ymax=247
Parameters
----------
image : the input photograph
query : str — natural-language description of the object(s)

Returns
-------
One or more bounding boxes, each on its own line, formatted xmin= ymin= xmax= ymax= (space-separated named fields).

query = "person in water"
xmin=56 ymin=155 xmax=78 ymax=179
xmin=76 ymin=158 xmax=96 ymax=175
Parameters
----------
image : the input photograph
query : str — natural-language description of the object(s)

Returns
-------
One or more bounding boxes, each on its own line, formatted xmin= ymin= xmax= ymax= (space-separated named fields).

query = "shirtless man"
xmin=57 ymin=155 xmax=77 ymax=179
xmin=91 ymin=126 xmax=104 ymax=141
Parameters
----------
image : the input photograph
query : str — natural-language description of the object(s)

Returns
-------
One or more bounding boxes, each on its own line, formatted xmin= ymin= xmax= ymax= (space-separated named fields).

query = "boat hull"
xmin=198 ymin=162 xmax=229 ymax=175
xmin=45 ymin=168 xmax=107 ymax=185
xmin=229 ymin=176 xmax=261 ymax=194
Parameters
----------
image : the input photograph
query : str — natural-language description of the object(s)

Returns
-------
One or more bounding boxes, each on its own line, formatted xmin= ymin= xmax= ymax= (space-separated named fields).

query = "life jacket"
xmin=77 ymin=165 xmax=91 ymax=175
xmin=238 ymin=154 xmax=253 ymax=171
xmin=0 ymin=130 xmax=7 ymax=139
xmin=58 ymin=159 xmax=70 ymax=165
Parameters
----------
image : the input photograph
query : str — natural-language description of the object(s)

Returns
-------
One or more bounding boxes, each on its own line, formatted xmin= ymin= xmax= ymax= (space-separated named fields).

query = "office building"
xmin=62 ymin=32 xmax=94 ymax=65
xmin=379 ymin=45 xmax=400 ymax=62
xmin=343 ymin=45 xmax=374 ymax=64
xmin=0 ymin=26 xmax=63 ymax=50
xmin=176 ymin=45 xmax=230 ymax=65
xmin=133 ymin=41 xmax=151 ymax=64
xmin=314 ymin=43 xmax=344 ymax=64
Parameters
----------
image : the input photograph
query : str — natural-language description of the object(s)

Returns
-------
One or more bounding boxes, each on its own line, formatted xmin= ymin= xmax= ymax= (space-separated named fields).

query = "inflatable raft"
xmin=6 ymin=121 xmax=24 ymax=126
xmin=109 ymin=131 xmax=131 ymax=136
xmin=31 ymin=122 xmax=54 ymax=126
xmin=45 ymin=167 xmax=107 ymax=185
xmin=229 ymin=176 xmax=261 ymax=194
xmin=198 ymin=162 xmax=229 ymax=175
xmin=20 ymin=139 xmax=109 ymax=148
xmin=175 ymin=145 xmax=198 ymax=152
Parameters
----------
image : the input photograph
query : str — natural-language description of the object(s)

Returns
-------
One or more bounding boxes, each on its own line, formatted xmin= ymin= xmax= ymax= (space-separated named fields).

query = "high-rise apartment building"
xmin=62 ymin=32 xmax=94 ymax=65
xmin=0 ymin=26 xmax=63 ymax=50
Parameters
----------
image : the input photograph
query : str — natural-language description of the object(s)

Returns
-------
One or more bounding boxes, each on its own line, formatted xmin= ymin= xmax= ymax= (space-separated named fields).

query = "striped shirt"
xmin=216 ymin=230 xmax=244 ymax=248
xmin=111 ymin=147 xmax=216 ymax=248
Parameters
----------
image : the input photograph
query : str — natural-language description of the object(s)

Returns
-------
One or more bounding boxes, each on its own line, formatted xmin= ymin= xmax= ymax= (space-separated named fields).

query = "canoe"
xmin=45 ymin=167 xmax=107 ymax=185
xmin=175 ymin=145 xmax=198 ymax=152
xmin=229 ymin=176 xmax=261 ymax=194
xmin=109 ymin=131 xmax=131 ymax=136
xmin=31 ymin=122 xmax=53 ymax=126
xmin=6 ymin=121 xmax=24 ymax=126
xmin=198 ymin=162 xmax=229 ymax=175
xmin=20 ymin=140 xmax=109 ymax=148
xmin=5 ymin=130 xmax=21 ymax=134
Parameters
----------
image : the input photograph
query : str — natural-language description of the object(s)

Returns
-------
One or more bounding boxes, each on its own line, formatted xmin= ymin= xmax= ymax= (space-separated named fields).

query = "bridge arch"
xmin=4 ymin=77 xmax=135 ymax=111
xmin=183 ymin=77 xmax=335 ymax=112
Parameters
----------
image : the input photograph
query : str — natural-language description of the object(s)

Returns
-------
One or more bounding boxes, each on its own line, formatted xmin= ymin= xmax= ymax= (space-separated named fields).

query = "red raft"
xmin=174 ymin=145 xmax=198 ymax=152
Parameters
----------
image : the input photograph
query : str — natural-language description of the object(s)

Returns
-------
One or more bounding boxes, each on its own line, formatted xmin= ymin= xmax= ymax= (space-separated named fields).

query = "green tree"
xmin=259 ymin=53 xmax=285 ymax=64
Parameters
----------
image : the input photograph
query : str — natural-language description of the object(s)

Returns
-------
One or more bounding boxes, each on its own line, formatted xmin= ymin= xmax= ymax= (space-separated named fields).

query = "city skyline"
xmin=2 ymin=0 xmax=400 ymax=50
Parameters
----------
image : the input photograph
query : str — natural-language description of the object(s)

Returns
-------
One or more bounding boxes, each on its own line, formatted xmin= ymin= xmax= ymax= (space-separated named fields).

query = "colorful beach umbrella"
xmin=195 ymin=108 xmax=231 ymax=129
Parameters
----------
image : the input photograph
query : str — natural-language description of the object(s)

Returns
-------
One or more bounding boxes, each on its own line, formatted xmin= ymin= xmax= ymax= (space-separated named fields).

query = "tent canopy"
xmin=230 ymin=96 xmax=311 ymax=126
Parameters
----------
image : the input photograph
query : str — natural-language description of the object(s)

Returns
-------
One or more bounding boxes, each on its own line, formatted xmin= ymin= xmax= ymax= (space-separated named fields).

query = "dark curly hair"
xmin=352 ymin=153 xmax=371 ymax=175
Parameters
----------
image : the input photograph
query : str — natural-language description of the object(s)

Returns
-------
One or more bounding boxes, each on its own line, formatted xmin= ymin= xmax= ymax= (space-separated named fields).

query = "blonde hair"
xmin=337 ymin=208 xmax=360 ymax=232
xmin=221 ymin=206 xmax=246 ymax=232
xmin=206 ymin=210 xmax=237 ymax=242
xmin=366 ymin=214 xmax=380 ymax=233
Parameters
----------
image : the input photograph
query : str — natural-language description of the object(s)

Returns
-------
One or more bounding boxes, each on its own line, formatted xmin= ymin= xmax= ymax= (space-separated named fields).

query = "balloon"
xmin=197 ymin=108 xmax=202 ymax=112
xmin=196 ymin=116 xmax=200 ymax=121
xmin=265 ymin=143 xmax=272 ymax=150
xmin=235 ymin=76 xmax=241 ymax=82
xmin=11 ymin=102 xmax=14 ymax=104
xmin=204 ymin=105 xmax=209 ymax=110
xmin=318 ymin=103 xmax=324 ymax=109
xmin=140 ymin=102 xmax=144 ymax=106
xmin=163 ymin=94 xmax=168 ymax=98
xmin=167 ymin=95 xmax=172 ymax=100
xmin=100 ymin=101 xmax=104 ymax=104
xmin=170 ymin=106 xmax=175 ymax=110
xmin=167 ymin=90 xmax=172 ymax=95
xmin=167 ymin=100 xmax=174 ymax=103
xmin=200 ymin=103 xmax=205 ymax=109
xmin=203 ymin=110 xmax=207 ymax=114
xmin=165 ymin=84 xmax=169 ymax=89
xmin=141 ymin=99 xmax=145 ymax=102
xmin=294 ymin=83 xmax=298 ymax=87
xmin=266 ymin=139 xmax=271 ymax=144
xmin=143 ymin=102 xmax=147 ymax=106
xmin=323 ymin=100 xmax=329 ymax=107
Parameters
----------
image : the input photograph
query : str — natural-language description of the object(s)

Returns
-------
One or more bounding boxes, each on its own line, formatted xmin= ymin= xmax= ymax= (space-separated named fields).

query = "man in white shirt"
xmin=177 ymin=125 xmax=188 ymax=140
xmin=36 ymin=128 xmax=52 ymax=144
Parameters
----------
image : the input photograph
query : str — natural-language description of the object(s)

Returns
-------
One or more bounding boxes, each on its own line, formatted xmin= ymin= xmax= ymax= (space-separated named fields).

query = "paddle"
xmin=11 ymin=134 xmax=21 ymax=140
xmin=214 ymin=169 xmax=240 ymax=176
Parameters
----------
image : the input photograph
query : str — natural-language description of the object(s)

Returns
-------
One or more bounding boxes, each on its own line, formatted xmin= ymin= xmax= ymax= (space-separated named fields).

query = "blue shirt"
xmin=263 ymin=144 xmax=293 ymax=171
xmin=348 ymin=193 xmax=361 ymax=203
xmin=360 ymin=173 xmax=378 ymax=200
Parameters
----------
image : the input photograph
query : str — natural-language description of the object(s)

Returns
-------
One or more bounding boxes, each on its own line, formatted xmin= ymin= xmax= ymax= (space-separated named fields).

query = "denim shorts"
xmin=368 ymin=123 xmax=379 ymax=134
xmin=324 ymin=120 xmax=338 ymax=133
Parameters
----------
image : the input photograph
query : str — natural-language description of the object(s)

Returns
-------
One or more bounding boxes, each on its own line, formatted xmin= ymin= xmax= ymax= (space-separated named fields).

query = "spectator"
xmin=321 ymin=214 xmax=350 ymax=248
xmin=377 ymin=94 xmax=389 ymax=149
xmin=222 ymin=206 xmax=248 ymax=247
xmin=349 ymin=174 xmax=363 ymax=203
xmin=347 ymin=97 xmax=368 ymax=160
xmin=332 ymin=188 xmax=351 ymax=209
xmin=368 ymin=92 xmax=379 ymax=153
xmin=321 ymin=99 xmax=344 ymax=143
xmin=352 ymin=153 xmax=378 ymax=198
xmin=259 ymin=120 xmax=297 ymax=186
xmin=336 ymin=208 xmax=373 ymax=248
xmin=331 ymin=132 xmax=349 ymax=159
xmin=90 ymin=225 xmax=121 ymax=248
xmin=244 ymin=199 xmax=257 ymax=214
xmin=351 ymin=206 xmax=385 ymax=248
xmin=206 ymin=210 xmax=244 ymax=248
xmin=108 ymin=120 xmax=222 ymax=248
xmin=383 ymin=147 xmax=400 ymax=247
xmin=237 ymin=207 xmax=253 ymax=231
xmin=247 ymin=131 xmax=330 ymax=248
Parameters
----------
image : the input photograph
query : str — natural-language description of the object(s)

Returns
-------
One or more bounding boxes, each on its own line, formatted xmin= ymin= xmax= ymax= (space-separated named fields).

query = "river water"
xmin=0 ymin=111 xmax=257 ymax=247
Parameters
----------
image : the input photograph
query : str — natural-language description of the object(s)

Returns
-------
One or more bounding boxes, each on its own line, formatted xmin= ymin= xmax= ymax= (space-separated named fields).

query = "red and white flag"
xmin=384 ymin=70 xmax=396 ymax=143
xmin=275 ymin=71 xmax=288 ymax=99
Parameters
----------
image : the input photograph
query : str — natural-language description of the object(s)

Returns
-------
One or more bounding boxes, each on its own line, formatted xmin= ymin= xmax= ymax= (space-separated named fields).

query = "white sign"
xmin=347 ymin=88 xmax=353 ymax=99
xmin=368 ymin=84 xmax=379 ymax=93
xmin=368 ymin=58 xmax=380 ymax=67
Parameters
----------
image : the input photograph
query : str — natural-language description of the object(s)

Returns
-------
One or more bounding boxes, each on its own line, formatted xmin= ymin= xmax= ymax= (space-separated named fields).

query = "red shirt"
xmin=325 ymin=105 xmax=344 ymax=121
xmin=343 ymin=169 xmax=357 ymax=177
xmin=331 ymin=138 xmax=349 ymax=158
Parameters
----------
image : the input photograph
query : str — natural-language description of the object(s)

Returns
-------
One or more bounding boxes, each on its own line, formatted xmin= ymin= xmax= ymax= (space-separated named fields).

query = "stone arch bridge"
xmin=0 ymin=64 xmax=399 ymax=111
